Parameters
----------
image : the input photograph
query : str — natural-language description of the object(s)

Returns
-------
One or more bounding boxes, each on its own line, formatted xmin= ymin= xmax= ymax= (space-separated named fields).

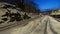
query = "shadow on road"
xmin=44 ymin=19 xmax=48 ymax=34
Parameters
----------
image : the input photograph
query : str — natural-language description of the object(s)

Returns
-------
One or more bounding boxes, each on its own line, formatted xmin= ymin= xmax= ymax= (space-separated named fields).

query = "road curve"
xmin=0 ymin=15 xmax=60 ymax=34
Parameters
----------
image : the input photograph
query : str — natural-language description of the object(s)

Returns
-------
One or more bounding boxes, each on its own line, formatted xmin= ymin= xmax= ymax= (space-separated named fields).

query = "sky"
xmin=3 ymin=0 xmax=60 ymax=12
xmin=25 ymin=0 xmax=60 ymax=12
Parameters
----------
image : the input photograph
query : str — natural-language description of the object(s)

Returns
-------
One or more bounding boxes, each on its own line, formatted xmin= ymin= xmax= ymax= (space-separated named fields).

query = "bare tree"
xmin=16 ymin=0 xmax=40 ymax=14
xmin=24 ymin=2 xmax=40 ymax=14
xmin=0 ymin=0 xmax=3 ymax=2
xmin=16 ymin=0 xmax=25 ymax=10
